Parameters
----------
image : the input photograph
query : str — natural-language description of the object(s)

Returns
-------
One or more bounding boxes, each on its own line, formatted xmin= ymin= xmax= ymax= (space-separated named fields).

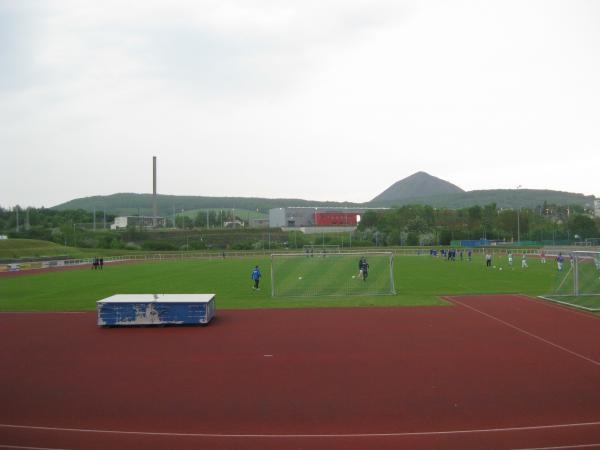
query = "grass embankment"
xmin=0 ymin=254 xmax=561 ymax=311
xmin=0 ymin=239 xmax=71 ymax=259
xmin=0 ymin=239 xmax=147 ymax=260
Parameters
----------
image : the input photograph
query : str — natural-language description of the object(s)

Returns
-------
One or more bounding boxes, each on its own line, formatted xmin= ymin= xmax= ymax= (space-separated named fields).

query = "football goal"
xmin=540 ymin=251 xmax=600 ymax=311
xmin=270 ymin=251 xmax=396 ymax=298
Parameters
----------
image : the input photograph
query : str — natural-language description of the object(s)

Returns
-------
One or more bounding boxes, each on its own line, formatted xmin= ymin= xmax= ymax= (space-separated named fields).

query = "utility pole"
xmin=516 ymin=185 xmax=522 ymax=243
xmin=93 ymin=207 xmax=96 ymax=231
xmin=15 ymin=206 xmax=19 ymax=233
xmin=517 ymin=210 xmax=520 ymax=243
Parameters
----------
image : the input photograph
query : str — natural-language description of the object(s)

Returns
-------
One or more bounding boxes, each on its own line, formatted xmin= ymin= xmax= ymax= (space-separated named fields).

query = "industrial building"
xmin=269 ymin=207 xmax=388 ymax=233
xmin=111 ymin=216 xmax=166 ymax=230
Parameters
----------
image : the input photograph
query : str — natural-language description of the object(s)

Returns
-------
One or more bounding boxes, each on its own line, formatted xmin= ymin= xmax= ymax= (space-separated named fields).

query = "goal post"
xmin=270 ymin=251 xmax=396 ymax=298
xmin=540 ymin=251 xmax=600 ymax=311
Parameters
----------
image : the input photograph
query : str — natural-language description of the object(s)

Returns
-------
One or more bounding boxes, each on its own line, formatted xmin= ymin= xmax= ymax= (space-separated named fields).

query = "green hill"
xmin=51 ymin=177 xmax=596 ymax=215
xmin=52 ymin=193 xmax=360 ymax=216
xmin=371 ymin=189 xmax=595 ymax=209
xmin=371 ymin=171 xmax=464 ymax=203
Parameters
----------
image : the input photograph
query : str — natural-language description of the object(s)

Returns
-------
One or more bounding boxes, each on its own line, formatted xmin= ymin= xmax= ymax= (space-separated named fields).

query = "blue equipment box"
xmin=97 ymin=294 xmax=215 ymax=326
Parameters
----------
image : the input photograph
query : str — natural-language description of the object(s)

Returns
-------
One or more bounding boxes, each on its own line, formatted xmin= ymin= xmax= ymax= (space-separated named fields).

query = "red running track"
xmin=1 ymin=295 xmax=600 ymax=450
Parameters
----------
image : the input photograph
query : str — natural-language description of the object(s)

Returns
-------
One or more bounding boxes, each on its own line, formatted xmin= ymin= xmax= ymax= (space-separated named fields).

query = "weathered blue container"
xmin=97 ymin=294 xmax=215 ymax=326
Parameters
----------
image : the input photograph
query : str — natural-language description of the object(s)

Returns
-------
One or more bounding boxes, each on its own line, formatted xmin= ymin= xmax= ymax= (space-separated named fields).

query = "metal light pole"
xmin=516 ymin=185 xmax=522 ymax=243
xmin=517 ymin=210 xmax=520 ymax=243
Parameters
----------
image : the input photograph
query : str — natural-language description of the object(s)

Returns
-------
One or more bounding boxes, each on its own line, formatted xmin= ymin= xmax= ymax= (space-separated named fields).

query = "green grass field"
xmin=271 ymin=253 xmax=394 ymax=297
xmin=0 ymin=254 xmax=570 ymax=312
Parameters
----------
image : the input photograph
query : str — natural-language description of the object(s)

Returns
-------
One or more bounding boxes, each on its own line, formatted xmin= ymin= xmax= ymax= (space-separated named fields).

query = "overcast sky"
xmin=1 ymin=0 xmax=599 ymax=208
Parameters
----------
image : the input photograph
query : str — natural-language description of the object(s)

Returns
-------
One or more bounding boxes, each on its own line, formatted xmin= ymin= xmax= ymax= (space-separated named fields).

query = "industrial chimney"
xmin=153 ymin=156 xmax=158 ymax=227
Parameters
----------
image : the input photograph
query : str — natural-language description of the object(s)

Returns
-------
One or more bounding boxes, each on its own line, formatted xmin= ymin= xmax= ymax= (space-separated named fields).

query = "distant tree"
xmin=569 ymin=214 xmax=598 ymax=239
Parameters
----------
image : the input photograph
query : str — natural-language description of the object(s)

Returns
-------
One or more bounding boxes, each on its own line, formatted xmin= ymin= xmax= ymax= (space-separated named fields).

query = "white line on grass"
xmin=1 ymin=421 xmax=600 ymax=438
xmin=526 ymin=294 xmax=600 ymax=317
xmin=447 ymin=296 xmax=600 ymax=368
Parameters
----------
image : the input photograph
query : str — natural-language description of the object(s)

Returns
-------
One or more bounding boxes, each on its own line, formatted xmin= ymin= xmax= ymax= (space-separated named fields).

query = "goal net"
xmin=541 ymin=251 xmax=600 ymax=311
xmin=270 ymin=251 xmax=396 ymax=298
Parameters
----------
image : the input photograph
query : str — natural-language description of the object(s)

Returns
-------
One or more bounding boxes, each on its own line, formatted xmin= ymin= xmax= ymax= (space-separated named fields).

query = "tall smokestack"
xmin=153 ymin=156 xmax=158 ymax=227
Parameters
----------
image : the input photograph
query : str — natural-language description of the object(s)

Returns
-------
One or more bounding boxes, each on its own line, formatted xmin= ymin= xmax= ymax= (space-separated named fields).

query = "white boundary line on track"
xmin=1 ymin=421 xmax=600 ymax=438
xmin=0 ymin=312 xmax=86 ymax=315
xmin=514 ymin=444 xmax=600 ymax=450
xmin=446 ymin=296 xmax=600 ymax=368
xmin=522 ymin=294 xmax=600 ymax=321
xmin=0 ymin=445 xmax=69 ymax=450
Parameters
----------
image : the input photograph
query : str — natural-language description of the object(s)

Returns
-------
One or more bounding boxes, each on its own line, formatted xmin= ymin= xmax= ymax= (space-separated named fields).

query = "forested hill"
xmin=51 ymin=189 xmax=595 ymax=216
xmin=52 ymin=193 xmax=362 ymax=216
xmin=370 ymin=189 xmax=596 ymax=209
xmin=371 ymin=171 xmax=464 ymax=203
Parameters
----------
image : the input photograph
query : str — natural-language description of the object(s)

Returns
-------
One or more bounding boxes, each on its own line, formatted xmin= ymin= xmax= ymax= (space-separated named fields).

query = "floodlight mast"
xmin=270 ymin=255 xmax=275 ymax=297
xmin=153 ymin=156 xmax=158 ymax=228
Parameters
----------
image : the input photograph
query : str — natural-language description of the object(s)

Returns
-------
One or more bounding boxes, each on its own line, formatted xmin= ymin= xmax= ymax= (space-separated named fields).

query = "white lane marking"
xmin=0 ymin=312 xmax=86 ymax=315
xmin=0 ymin=445 xmax=70 ymax=450
xmin=514 ymin=444 xmax=600 ymax=450
xmin=1 ymin=421 xmax=600 ymax=438
xmin=447 ymin=296 xmax=600 ymax=368
xmin=522 ymin=294 xmax=600 ymax=321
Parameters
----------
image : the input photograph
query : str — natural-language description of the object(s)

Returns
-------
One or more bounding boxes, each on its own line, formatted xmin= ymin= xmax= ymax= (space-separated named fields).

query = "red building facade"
xmin=314 ymin=212 xmax=359 ymax=226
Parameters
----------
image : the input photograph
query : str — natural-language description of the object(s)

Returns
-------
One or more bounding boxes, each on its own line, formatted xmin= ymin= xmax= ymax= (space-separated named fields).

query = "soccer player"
xmin=361 ymin=258 xmax=369 ymax=281
xmin=508 ymin=252 xmax=513 ymax=267
xmin=251 ymin=265 xmax=261 ymax=290
xmin=540 ymin=251 xmax=546 ymax=264
xmin=485 ymin=252 xmax=492 ymax=267
xmin=557 ymin=253 xmax=564 ymax=272
xmin=521 ymin=254 xmax=528 ymax=268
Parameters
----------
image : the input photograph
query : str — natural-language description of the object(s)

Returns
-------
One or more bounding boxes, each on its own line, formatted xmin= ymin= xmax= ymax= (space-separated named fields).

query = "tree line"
xmin=1 ymin=203 xmax=598 ymax=250
xmin=357 ymin=203 xmax=599 ymax=245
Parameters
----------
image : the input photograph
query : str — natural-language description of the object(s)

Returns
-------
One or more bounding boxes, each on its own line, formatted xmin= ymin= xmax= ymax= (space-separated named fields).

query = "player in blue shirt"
xmin=251 ymin=265 xmax=261 ymax=290
xmin=557 ymin=253 xmax=564 ymax=272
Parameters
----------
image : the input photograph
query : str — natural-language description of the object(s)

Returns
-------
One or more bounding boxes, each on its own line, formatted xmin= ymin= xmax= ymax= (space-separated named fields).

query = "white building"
xmin=111 ymin=216 xmax=166 ymax=230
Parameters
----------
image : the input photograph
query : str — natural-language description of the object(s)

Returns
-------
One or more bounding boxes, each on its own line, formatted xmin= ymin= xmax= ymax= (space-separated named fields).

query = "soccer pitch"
xmin=270 ymin=252 xmax=395 ymax=297
xmin=0 ymin=254 xmax=571 ymax=312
